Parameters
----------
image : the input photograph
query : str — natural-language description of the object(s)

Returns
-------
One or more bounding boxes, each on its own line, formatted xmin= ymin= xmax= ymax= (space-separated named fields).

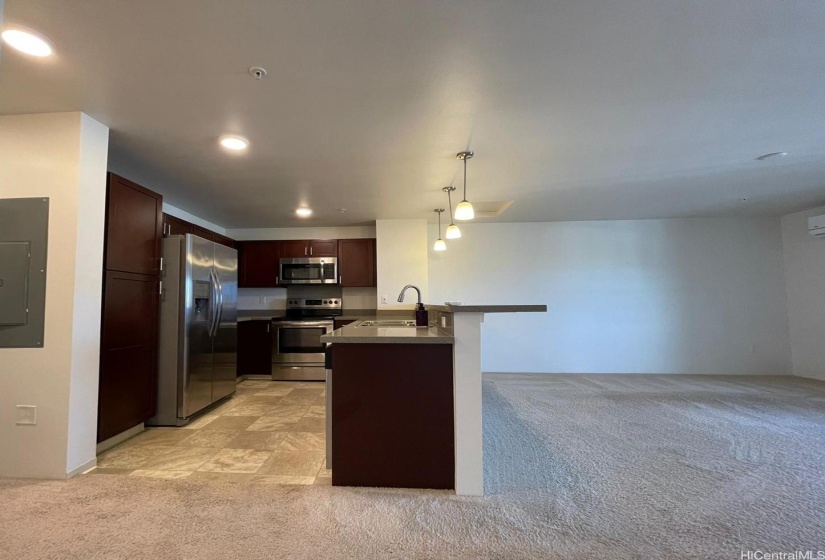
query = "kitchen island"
xmin=321 ymin=304 xmax=546 ymax=496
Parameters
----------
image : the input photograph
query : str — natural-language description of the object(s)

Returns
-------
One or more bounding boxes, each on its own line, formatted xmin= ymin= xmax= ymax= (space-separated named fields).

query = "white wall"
xmin=781 ymin=206 xmax=825 ymax=381
xmin=0 ymin=112 xmax=109 ymax=478
xmin=163 ymin=203 xmax=226 ymax=234
xmin=376 ymin=220 xmax=429 ymax=311
xmin=429 ymin=219 xmax=791 ymax=375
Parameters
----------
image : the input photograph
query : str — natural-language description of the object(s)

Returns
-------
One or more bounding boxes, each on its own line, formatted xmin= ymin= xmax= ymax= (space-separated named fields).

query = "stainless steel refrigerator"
xmin=148 ymin=234 xmax=238 ymax=426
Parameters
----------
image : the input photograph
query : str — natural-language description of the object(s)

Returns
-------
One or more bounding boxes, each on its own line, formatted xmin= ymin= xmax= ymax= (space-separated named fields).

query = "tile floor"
xmin=89 ymin=379 xmax=333 ymax=485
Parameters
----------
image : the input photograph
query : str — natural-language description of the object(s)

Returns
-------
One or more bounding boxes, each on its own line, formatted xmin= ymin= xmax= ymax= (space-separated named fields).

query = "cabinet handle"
xmin=339 ymin=275 xmax=342 ymax=284
xmin=305 ymin=247 xmax=308 ymax=256
xmin=159 ymin=280 xmax=163 ymax=295
xmin=310 ymin=247 xmax=313 ymax=256
xmin=267 ymin=323 xmax=270 ymax=333
xmin=275 ymin=276 xmax=279 ymax=286
xmin=159 ymin=257 xmax=164 ymax=271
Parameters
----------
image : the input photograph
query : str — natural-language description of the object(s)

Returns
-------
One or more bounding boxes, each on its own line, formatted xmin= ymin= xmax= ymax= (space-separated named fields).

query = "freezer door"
xmin=212 ymin=242 xmax=238 ymax=401
xmin=181 ymin=234 xmax=215 ymax=418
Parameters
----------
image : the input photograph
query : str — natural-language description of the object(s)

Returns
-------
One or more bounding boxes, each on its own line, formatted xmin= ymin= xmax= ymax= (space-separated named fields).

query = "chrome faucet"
xmin=397 ymin=284 xmax=428 ymax=326
xmin=397 ymin=285 xmax=422 ymax=304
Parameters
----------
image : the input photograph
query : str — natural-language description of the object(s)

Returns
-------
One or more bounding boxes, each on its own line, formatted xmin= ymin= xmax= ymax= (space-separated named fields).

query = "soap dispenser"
xmin=415 ymin=303 xmax=429 ymax=327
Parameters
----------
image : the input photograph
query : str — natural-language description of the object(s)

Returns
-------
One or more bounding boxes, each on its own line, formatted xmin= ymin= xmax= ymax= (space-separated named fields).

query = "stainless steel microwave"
xmin=279 ymin=257 xmax=338 ymax=285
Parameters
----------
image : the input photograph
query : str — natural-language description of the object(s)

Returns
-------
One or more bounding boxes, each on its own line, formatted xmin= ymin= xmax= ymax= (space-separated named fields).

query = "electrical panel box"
xmin=0 ymin=198 xmax=49 ymax=348
xmin=0 ymin=242 xmax=31 ymax=325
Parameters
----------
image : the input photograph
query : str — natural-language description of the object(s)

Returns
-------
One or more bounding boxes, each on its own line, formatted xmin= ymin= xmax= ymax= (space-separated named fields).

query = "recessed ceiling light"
xmin=295 ymin=208 xmax=312 ymax=218
xmin=218 ymin=135 xmax=249 ymax=151
xmin=756 ymin=152 xmax=787 ymax=161
xmin=1 ymin=28 xmax=53 ymax=57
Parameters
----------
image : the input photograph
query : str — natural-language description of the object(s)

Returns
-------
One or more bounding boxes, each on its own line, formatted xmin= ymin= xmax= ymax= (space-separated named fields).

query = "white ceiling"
xmin=2 ymin=0 xmax=825 ymax=228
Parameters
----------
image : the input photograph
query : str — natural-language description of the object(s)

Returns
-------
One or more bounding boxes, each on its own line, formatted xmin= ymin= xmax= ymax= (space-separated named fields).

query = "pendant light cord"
xmin=448 ymin=189 xmax=453 ymax=218
xmin=463 ymin=157 xmax=467 ymax=201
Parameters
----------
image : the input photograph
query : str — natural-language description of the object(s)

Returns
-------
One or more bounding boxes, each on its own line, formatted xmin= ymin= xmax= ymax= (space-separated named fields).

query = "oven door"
xmin=279 ymin=258 xmax=338 ymax=285
xmin=272 ymin=320 xmax=333 ymax=365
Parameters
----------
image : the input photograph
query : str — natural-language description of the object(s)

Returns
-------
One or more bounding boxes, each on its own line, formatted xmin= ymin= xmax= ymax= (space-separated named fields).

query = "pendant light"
xmin=455 ymin=151 xmax=475 ymax=221
xmin=443 ymin=186 xmax=462 ymax=239
xmin=433 ymin=209 xmax=447 ymax=251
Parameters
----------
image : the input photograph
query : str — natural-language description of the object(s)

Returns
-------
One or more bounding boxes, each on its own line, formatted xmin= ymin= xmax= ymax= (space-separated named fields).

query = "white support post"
xmin=452 ymin=312 xmax=484 ymax=496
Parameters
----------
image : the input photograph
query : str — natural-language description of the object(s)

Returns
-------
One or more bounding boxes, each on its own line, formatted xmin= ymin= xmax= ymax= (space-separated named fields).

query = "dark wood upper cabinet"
xmin=163 ymin=213 xmax=192 ymax=237
xmin=237 ymin=320 xmax=273 ymax=377
xmin=280 ymin=240 xmax=309 ymax=258
xmin=338 ymin=239 xmax=376 ymax=287
xmin=309 ymin=239 xmax=338 ymax=257
xmin=279 ymin=239 xmax=338 ymax=258
xmin=213 ymin=233 xmax=237 ymax=249
xmin=192 ymin=224 xmax=214 ymax=241
xmin=162 ymin=212 xmax=236 ymax=248
xmin=239 ymin=241 xmax=281 ymax=287
xmin=105 ymin=174 xmax=163 ymax=275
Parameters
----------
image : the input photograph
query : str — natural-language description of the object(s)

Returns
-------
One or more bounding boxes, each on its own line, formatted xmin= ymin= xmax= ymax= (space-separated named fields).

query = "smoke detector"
xmin=248 ymin=67 xmax=267 ymax=80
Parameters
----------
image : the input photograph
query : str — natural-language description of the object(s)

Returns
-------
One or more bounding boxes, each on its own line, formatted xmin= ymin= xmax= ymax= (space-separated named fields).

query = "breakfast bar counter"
xmin=322 ymin=303 xmax=546 ymax=496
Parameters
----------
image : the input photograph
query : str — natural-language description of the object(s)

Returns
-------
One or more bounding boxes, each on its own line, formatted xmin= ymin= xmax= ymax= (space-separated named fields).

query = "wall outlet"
xmin=15 ymin=405 xmax=36 ymax=426
xmin=259 ymin=296 xmax=266 ymax=304
xmin=381 ymin=295 xmax=388 ymax=304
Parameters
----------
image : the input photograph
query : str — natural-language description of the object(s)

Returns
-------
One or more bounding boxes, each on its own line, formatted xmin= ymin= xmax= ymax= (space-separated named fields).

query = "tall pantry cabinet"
xmin=97 ymin=173 xmax=163 ymax=442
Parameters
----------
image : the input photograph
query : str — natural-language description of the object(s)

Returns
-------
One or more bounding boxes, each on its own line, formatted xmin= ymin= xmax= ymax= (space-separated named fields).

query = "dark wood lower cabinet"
xmin=237 ymin=320 xmax=273 ymax=377
xmin=98 ymin=270 xmax=159 ymax=442
xmin=331 ymin=343 xmax=454 ymax=489
xmin=333 ymin=319 xmax=357 ymax=330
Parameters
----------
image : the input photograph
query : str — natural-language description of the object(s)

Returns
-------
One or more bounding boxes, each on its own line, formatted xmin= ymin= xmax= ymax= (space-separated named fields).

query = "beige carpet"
xmin=2 ymin=374 xmax=824 ymax=559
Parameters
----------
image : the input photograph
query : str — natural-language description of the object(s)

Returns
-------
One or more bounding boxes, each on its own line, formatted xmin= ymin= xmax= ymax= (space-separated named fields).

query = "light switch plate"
xmin=15 ymin=405 xmax=37 ymax=425
xmin=381 ymin=295 xmax=388 ymax=304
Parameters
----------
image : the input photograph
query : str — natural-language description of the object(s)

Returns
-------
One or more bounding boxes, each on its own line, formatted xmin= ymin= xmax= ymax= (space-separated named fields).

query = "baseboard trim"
xmin=238 ymin=374 xmax=271 ymax=381
xmin=96 ymin=423 xmax=145 ymax=454
xmin=66 ymin=457 xmax=97 ymax=479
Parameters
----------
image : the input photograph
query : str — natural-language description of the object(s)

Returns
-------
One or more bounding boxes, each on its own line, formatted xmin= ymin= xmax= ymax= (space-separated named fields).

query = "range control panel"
xmin=286 ymin=298 xmax=342 ymax=310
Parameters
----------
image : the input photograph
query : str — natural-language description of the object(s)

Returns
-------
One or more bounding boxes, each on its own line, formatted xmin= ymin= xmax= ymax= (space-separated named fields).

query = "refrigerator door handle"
xmin=208 ymin=268 xmax=219 ymax=337
xmin=214 ymin=267 xmax=224 ymax=334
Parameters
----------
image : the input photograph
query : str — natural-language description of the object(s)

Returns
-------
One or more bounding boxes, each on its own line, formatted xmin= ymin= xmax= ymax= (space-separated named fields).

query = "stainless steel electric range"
xmin=270 ymin=297 xmax=342 ymax=381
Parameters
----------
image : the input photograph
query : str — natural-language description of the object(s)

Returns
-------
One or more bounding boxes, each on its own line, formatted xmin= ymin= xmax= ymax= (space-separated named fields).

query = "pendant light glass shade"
xmin=454 ymin=200 xmax=474 ymax=221
xmin=443 ymin=186 xmax=462 ymax=238
xmin=433 ymin=208 xmax=447 ymax=251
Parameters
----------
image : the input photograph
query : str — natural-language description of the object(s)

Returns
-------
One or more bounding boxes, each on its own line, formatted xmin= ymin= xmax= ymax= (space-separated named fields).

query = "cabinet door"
xmin=309 ymin=239 xmax=338 ymax=257
xmin=213 ymin=233 xmax=237 ymax=249
xmin=163 ymin=213 xmax=192 ymax=237
xmin=98 ymin=271 xmax=159 ymax=442
xmin=280 ymin=240 xmax=309 ymax=258
xmin=105 ymin=174 xmax=163 ymax=275
xmin=338 ymin=238 xmax=376 ymax=287
xmin=192 ymin=225 xmax=215 ymax=242
xmin=237 ymin=320 xmax=273 ymax=377
xmin=239 ymin=241 xmax=281 ymax=287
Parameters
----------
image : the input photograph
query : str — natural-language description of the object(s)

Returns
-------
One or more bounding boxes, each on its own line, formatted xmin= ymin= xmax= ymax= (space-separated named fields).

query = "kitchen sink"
xmin=357 ymin=320 xmax=417 ymax=327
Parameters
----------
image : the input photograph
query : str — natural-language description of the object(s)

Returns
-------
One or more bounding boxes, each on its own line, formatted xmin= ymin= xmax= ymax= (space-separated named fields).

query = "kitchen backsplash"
xmin=238 ymin=287 xmax=377 ymax=311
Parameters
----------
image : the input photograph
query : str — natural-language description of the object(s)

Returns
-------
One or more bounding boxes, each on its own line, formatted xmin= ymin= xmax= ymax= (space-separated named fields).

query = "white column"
xmin=452 ymin=312 xmax=484 ymax=496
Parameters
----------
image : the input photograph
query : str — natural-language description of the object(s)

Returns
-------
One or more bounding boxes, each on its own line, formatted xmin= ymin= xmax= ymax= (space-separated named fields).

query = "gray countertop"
xmin=428 ymin=304 xmax=547 ymax=313
xmin=321 ymin=317 xmax=454 ymax=345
